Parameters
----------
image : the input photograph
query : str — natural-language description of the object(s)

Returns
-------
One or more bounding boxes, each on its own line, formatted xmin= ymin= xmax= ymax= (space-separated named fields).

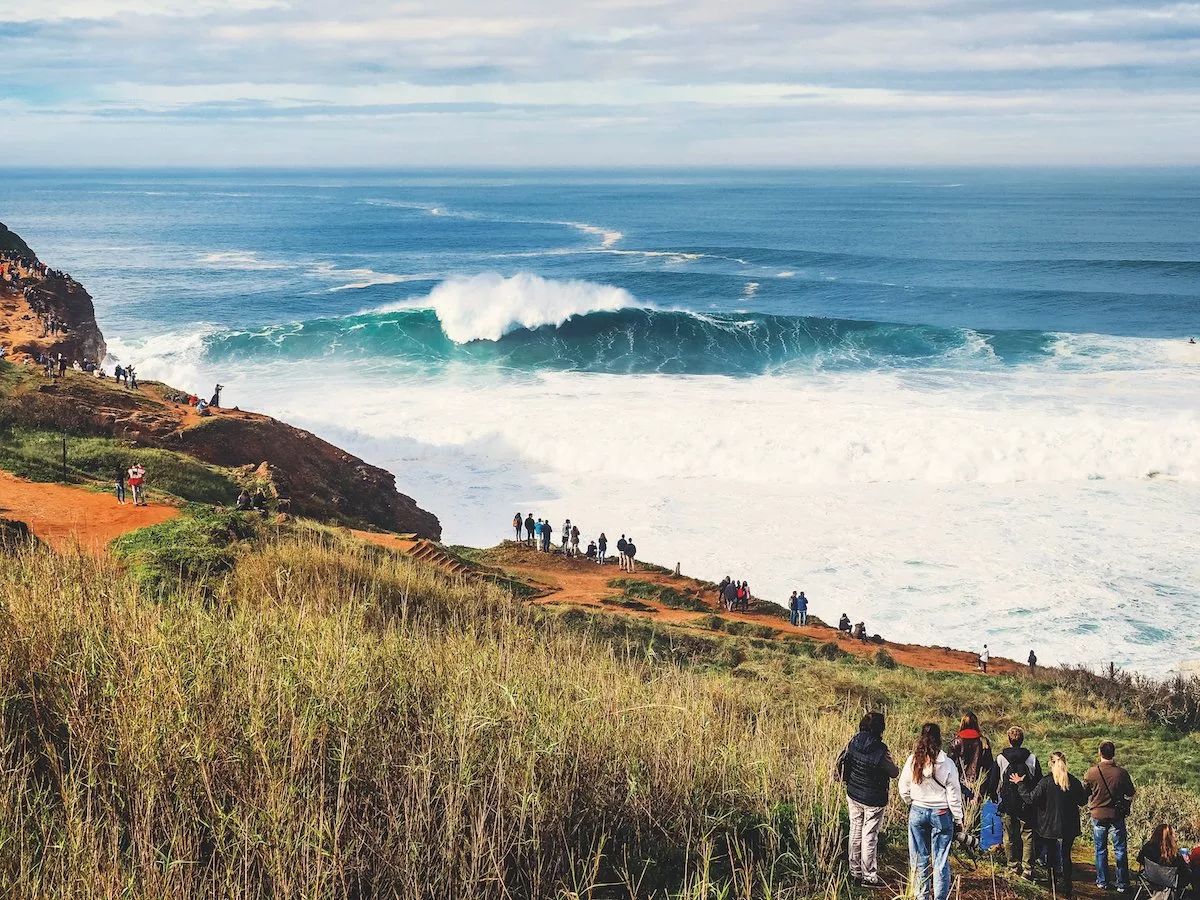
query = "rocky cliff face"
xmin=0 ymin=222 xmax=37 ymax=261
xmin=0 ymin=225 xmax=441 ymax=539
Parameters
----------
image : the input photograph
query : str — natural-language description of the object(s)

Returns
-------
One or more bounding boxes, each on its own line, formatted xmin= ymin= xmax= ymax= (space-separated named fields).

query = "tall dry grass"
xmin=0 ymin=533 xmax=856 ymax=899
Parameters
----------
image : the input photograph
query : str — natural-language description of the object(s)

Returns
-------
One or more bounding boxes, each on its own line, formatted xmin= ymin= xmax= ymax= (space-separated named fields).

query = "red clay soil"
xmin=358 ymin=535 xmax=1021 ymax=677
xmin=0 ymin=469 xmax=177 ymax=552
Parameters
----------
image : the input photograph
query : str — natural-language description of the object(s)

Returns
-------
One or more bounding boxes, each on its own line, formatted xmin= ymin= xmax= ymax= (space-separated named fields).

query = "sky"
xmin=1 ymin=0 xmax=1198 ymax=166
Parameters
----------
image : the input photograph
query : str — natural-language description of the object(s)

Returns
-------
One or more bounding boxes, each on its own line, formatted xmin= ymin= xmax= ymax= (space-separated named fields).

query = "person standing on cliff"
xmin=561 ymin=519 xmax=571 ymax=553
xmin=513 ymin=513 xmax=523 ymax=541
xmin=616 ymin=535 xmax=628 ymax=571
xmin=597 ymin=532 xmax=608 ymax=565
xmin=534 ymin=518 xmax=544 ymax=550
xmin=114 ymin=464 xmax=126 ymax=505
xmin=524 ymin=514 xmax=535 ymax=546
xmin=542 ymin=520 xmax=553 ymax=552
xmin=570 ymin=523 xmax=580 ymax=558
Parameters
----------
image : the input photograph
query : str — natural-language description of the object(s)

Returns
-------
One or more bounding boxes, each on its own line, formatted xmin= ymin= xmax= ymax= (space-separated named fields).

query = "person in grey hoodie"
xmin=899 ymin=723 xmax=964 ymax=900
xmin=836 ymin=712 xmax=900 ymax=886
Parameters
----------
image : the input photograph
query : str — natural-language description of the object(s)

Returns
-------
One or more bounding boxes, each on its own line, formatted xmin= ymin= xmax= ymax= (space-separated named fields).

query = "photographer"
xmin=1010 ymin=751 xmax=1089 ymax=898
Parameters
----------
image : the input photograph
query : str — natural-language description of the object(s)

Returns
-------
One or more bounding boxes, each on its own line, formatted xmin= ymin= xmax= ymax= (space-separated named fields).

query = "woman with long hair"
xmin=1138 ymin=824 xmax=1192 ymax=893
xmin=947 ymin=711 xmax=995 ymax=790
xmin=1011 ymin=751 xmax=1089 ymax=897
xmin=899 ymin=723 xmax=964 ymax=900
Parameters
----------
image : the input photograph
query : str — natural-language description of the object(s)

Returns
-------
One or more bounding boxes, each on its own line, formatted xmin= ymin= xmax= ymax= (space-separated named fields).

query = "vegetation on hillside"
xmin=1 ymin=514 xmax=1199 ymax=898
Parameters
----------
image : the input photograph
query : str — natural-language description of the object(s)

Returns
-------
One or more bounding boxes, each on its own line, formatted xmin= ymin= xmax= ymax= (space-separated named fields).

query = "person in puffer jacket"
xmin=836 ymin=712 xmax=901 ymax=887
xmin=899 ymin=723 xmax=965 ymax=900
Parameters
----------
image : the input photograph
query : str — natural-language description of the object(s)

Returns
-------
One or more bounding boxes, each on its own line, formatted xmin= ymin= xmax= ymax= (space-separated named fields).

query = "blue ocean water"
xmin=1 ymin=169 xmax=1198 ymax=674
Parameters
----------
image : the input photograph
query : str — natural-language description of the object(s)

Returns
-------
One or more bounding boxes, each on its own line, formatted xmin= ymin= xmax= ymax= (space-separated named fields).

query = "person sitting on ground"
xmin=1138 ymin=824 xmax=1191 ymax=896
xmin=252 ymin=489 xmax=268 ymax=514
xmin=947 ymin=711 xmax=995 ymax=793
xmin=839 ymin=613 xmax=853 ymax=633
xmin=585 ymin=540 xmax=597 ymax=560
xmin=899 ymin=723 xmax=964 ymax=900
xmin=835 ymin=712 xmax=900 ymax=887
xmin=996 ymin=726 xmax=1042 ymax=878
xmin=235 ymin=490 xmax=251 ymax=511
xmin=197 ymin=399 xmax=210 ymax=416
xmin=1012 ymin=751 xmax=1089 ymax=898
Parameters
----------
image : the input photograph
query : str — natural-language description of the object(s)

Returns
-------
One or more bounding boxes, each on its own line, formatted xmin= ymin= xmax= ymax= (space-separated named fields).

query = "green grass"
xmin=1 ymin=522 xmax=1199 ymax=898
xmin=607 ymin=576 xmax=712 ymax=612
xmin=0 ymin=424 xmax=240 ymax=504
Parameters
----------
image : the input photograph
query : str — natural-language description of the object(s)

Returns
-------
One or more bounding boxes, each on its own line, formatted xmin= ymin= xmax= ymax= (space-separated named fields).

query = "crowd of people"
xmin=511 ymin=514 xmax=637 ymax=570
xmin=836 ymin=712 xmax=1192 ymax=900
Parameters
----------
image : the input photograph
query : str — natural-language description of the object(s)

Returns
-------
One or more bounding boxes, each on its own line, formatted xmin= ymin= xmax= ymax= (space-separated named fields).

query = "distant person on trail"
xmin=524 ymin=514 xmax=535 ymax=545
xmin=797 ymin=591 xmax=808 ymax=626
xmin=210 ymin=384 xmax=222 ymax=407
xmin=835 ymin=712 xmax=900 ymax=887
xmin=839 ymin=613 xmax=852 ymax=633
xmin=1028 ymin=650 xmax=1037 ymax=673
xmin=947 ymin=711 xmax=995 ymax=792
xmin=617 ymin=535 xmax=628 ymax=571
xmin=542 ymin=520 xmax=553 ymax=552
xmin=722 ymin=579 xmax=738 ymax=611
xmin=979 ymin=644 xmax=990 ymax=674
xmin=562 ymin=519 xmax=571 ymax=552
xmin=625 ymin=538 xmax=637 ymax=573
xmin=127 ymin=464 xmax=146 ymax=506
xmin=513 ymin=513 xmax=522 ymax=541
xmin=585 ymin=540 xmax=596 ymax=560
xmin=996 ymin=726 xmax=1042 ymax=878
xmin=1085 ymin=740 xmax=1136 ymax=893
xmin=597 ymin=533 xmax=607 ymax=565
xmin=570 ymin=524 xmax=580 ymax=557
xmin=1011 ymin=751 xmax=1089 ymax=898
xmin=899 ymin=723 xmax=964 ymax=900
xmin=789 ymin=591 xmax=800 ymax=627
xmin=534 ymin=519 xmax=544 ymax=550
xmin=114 ymin=465 xmax=126 ymax=504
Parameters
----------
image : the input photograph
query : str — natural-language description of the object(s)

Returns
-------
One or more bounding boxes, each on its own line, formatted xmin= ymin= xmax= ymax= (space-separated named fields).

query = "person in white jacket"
xmin=899 ymin=723 xmax=964 ymax=900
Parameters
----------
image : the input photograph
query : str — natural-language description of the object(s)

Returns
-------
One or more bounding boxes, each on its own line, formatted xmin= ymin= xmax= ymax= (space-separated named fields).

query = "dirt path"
xmin=0 ymin=470 xmax=177 ymax=551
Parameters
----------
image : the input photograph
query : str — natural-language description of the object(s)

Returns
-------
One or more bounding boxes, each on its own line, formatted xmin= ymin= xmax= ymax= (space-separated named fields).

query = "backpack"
xmin=997 ymin=748 xmax=1031 ymax=817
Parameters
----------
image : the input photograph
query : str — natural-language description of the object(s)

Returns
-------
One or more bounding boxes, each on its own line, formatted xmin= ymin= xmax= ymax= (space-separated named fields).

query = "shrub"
xmin=874 ymin=648 xmax=898 ymax=669
xmin=816 ymin=641 xmax=843 ymax=661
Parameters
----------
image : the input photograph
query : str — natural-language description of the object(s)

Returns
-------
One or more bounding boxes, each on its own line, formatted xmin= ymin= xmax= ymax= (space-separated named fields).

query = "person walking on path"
xmin=597 ymin=533 xmax=607 ymax=565
xmin=513 ymin=513 xmax=522 ymax=541
xmin=722 ymin=579 xmax=738 ymax=612
xmin=1011 ymin=751 xmax=1089 ymax=898
xmin=524 ymin=514 xmax=535 ymax=546
xmin=1085 ymin=740 xmax=1136 ymax=893
xmin=836 ymin=712 xmax=900 ymax=887
xmin=899 ymin=723 xmax=964 ymax=900
xmin=114 ymin=464 xmax=126 ymax=504
xmin=616 ymin=535 xmax=628 ymax=571
xmin=979 ymin=644 xmax=990 ymax=674
xmin=789 ymin=591 xmax=800 ymax=627
xmin=797 ymin=591 xmax=809 ymax=626
xmin=995 ymin=726 xmax=1042 ymax=878
xmin=127 ymin=464 xmax=146 ymax=506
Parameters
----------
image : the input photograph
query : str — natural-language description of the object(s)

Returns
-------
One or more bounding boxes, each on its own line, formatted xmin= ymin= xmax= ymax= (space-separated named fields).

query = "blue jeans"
xmin=799 ymin=610 xmax=808 ymax=625
xmin=790 ymin=610 xmax=799 ymax=626
xmin=115 ymin=482 xmax=125 ymax=503
xmin=909 ymin=806 xmax=955 ymax=900
xmin=1093 ymin=818 xmax=1128 ymax=890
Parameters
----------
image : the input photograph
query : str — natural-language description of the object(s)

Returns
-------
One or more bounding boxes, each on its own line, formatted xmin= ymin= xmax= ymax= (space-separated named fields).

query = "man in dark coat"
xmin=835 ymin=712 xmax=900 ymax=887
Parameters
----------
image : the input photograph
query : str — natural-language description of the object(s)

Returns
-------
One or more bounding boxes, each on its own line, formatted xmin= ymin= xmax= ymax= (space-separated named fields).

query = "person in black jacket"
xmin=1011 ymin=751 xmax=1089 ymax=898
xmin=836 ymin=712 xmax=901 ymax=887
xmin=1138 ymin=824 xmax=1191 ymax=896
xmin=995 ymin=726 xmax=1042 ymax=878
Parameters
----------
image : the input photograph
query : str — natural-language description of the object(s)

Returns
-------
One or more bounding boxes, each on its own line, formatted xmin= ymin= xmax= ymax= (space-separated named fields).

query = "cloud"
xmin=1 ymin=0 xmax=1199 ymax=164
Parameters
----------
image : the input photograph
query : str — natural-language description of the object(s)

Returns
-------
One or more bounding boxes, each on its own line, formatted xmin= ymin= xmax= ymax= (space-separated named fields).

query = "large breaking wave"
xmin=200 ymin=272 xmax=1078 ymax=375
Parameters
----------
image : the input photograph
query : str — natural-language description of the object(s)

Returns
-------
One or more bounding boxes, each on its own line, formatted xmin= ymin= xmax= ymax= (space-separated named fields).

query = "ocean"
xmin=1 ymin=169 xmax=1198 ymax=675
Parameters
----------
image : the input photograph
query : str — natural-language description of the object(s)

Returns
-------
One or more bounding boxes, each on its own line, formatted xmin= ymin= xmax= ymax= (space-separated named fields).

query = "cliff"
xmin=0 ymin=221 xmax=37 ymax=261
xmin=0 ymin=226 xmax=441 ymax=539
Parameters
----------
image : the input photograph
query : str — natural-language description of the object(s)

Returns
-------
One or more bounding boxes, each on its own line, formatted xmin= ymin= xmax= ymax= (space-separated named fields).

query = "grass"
xmin=0 ymin=424 xmax=241 ymax=504
xmin=608 ymin=576 xmax=712 ymax=612
xmin=1 ymin=522 xmax=1199 ymax=898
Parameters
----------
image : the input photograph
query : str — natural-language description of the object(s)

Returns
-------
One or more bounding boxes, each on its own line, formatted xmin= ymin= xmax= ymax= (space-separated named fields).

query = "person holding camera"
xmin=1084 ymin=740 xmax=1136 ymax=893
xmin=899 ymin=723 xmax=964 ymax=900
xmin=1010 ymin=751 xmax=1089 ymax=898
xmin=835 ymin=712 xmax=900 ymax=887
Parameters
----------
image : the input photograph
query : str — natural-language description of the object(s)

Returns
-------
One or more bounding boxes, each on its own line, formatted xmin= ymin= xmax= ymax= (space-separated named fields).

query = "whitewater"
xmin=3 ymin=169 xmax=1198 ymax=676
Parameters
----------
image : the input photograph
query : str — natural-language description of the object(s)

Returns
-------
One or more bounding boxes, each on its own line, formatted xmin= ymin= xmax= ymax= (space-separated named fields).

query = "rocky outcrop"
xmin=26 ymin=277 xmax=107 ymax=364
xmin=0 ymin=222 xmax=37 ymax=261
xmin=173 ymin=416 xmax=441 ymax=538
